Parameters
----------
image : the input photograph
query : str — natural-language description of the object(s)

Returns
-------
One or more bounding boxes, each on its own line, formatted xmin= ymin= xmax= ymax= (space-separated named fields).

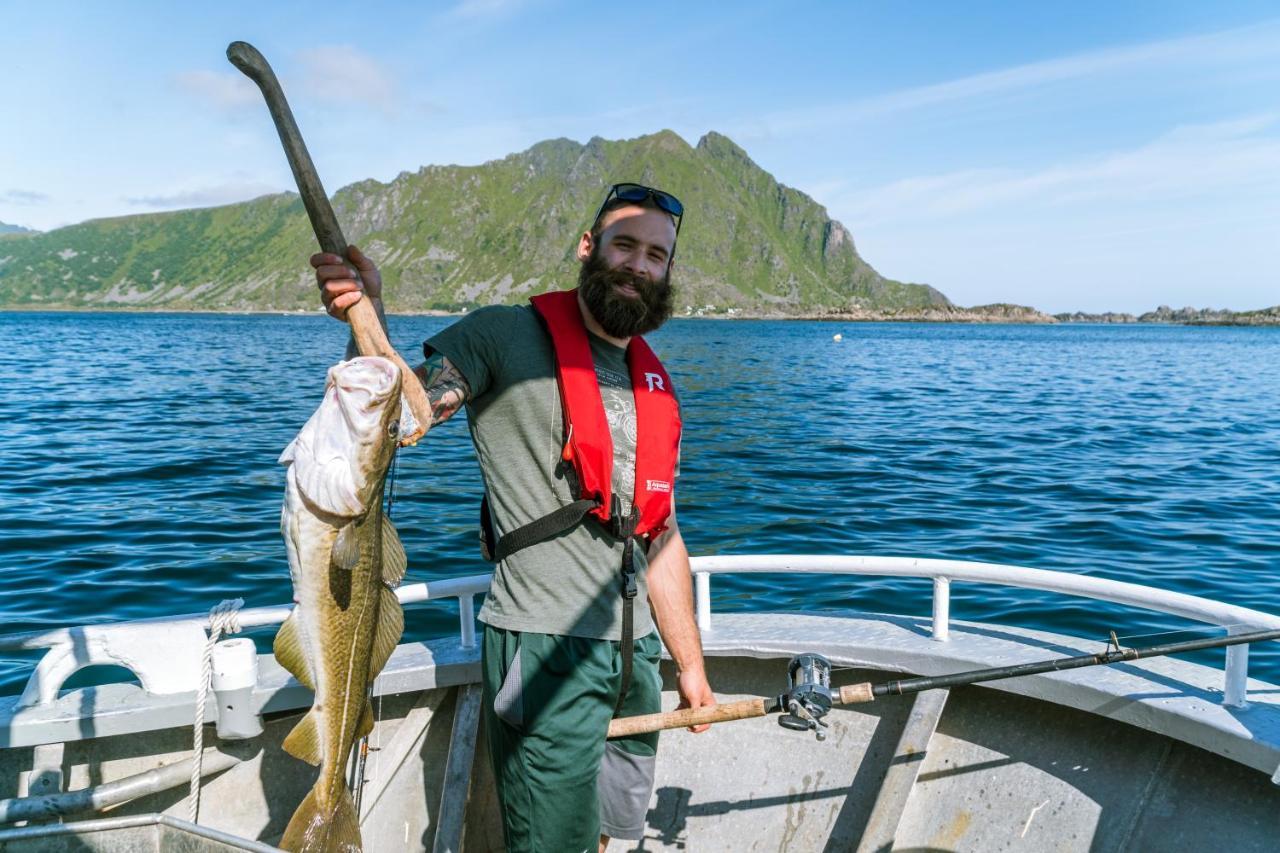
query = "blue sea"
xmin=2 ymin=312 xmax=1278 ymax=694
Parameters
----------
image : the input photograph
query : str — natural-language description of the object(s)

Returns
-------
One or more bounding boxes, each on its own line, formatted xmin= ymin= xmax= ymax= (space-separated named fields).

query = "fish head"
xmin=329 ymin=355 xmax=404 ymax=474
xmin=280 ymin=356 xmax=404 ymax=519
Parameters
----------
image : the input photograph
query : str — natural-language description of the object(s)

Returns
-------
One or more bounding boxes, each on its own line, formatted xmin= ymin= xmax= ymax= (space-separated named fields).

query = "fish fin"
xmin=282 ymin=709 xmax=323 ymax=766
xmin=332 ymin=522 xmax=361 ymax=572
xmin=273 ymin=613 xmax=315 ymax=691
xmin=358 ymin=699 xmax=376 ymax=741
xmin=280 ymin=782 xmax=361 ymax=852
xmin=381 ymin=514 xmax=407 ymax=586
xmin=369 ymin=586 xmax=404 ymax=680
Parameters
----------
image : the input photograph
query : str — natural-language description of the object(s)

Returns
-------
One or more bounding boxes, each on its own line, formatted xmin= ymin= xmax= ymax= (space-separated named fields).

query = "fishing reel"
xmin=778 ymin=653 xmax=833 ymax=741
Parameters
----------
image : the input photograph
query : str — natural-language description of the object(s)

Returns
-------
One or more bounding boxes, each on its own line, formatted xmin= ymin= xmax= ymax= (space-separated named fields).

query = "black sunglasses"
xmin=592 ymin=183 xmax=684 ymax=238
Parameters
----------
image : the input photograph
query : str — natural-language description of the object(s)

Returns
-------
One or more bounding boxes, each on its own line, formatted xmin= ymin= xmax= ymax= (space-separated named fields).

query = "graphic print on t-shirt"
xmin=424 ymin=304 xmax=657 ymax=640
xmin=595 ymin=363 xmax=637 ymax=514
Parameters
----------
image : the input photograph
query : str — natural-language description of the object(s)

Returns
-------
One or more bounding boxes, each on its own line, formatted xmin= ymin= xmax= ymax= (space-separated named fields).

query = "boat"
xmin=2 ymin=554 xmax=1279 ymax=851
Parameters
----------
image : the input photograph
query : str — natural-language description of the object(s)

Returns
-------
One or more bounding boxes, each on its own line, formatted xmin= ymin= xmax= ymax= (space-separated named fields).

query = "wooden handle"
xmin=837 ymin=682 xmax=875 ymax=704
xmin=227 ymin=42 xmax=347 ymax=255
xmin=228 ymin=40 xmax=430 ymax=443
xmin=607 ymin=698 xmax=768 ymax=739
xmin=345 ymin=299 xmax=431 ymax=443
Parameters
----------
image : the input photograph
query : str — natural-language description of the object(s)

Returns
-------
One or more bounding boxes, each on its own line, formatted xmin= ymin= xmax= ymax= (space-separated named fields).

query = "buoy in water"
xmin=832 ymin=333 xmax=843 ymax=342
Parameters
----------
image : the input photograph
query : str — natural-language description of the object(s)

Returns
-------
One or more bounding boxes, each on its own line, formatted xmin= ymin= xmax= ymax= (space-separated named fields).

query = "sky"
xmin=3 ymin=1 xmax=1279 ymax=313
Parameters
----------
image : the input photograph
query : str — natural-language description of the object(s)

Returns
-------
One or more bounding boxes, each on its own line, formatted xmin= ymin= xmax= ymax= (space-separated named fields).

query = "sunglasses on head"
xmin=592 ymin=183 xmax=684 ymax=238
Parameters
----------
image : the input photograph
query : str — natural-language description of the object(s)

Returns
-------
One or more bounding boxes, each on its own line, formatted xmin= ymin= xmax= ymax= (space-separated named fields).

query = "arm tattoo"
xmin=415 ymin=351 xmax=471 ymax=429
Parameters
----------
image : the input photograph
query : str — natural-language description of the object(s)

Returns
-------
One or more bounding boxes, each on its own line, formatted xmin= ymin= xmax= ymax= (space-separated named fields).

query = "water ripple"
xmin=1 ymin=314 xmax=1279 ymax=693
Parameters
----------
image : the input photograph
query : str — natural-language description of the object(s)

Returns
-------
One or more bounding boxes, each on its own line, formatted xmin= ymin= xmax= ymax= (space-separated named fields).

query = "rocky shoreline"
xmin=733 ymin=302 xmax=1056 ymax=323
xmin=1055 ymin=305 xmax=1280 ymax=326
xmin=714 ymin=302 xmax=1279 ymax=325
xmin=4 ymin=302 xmax=1279 ymax=326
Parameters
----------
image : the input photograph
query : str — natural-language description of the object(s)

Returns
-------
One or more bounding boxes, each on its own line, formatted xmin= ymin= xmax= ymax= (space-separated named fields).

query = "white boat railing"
xmin=2 ymin=556 xmax=1277 ymax=711
xmin=690 ymin=555 xmax=1280 ymax=708
xmin=0 ymin=576 xmax=492 ymax=708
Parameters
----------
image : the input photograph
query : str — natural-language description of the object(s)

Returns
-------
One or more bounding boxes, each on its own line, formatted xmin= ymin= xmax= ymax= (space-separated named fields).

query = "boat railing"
xmin=690 ymin=555 xmax=1280 ymax=708
xmin=2 ymin=556 xmax=1277 ymax=710
xmin=0 ymin=576 xmax=492 ymax=709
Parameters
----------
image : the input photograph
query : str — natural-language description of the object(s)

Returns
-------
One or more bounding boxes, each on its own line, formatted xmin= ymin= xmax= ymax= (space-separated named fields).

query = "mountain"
xmin=0 ymin=221 xmax=35 ymax=235
xmin=0 ymin=130 xmax=950 ymax=313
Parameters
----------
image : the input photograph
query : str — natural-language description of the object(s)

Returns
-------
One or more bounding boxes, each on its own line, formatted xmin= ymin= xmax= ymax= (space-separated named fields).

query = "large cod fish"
xmin=275 ymin=356 xmax=408 ymax=852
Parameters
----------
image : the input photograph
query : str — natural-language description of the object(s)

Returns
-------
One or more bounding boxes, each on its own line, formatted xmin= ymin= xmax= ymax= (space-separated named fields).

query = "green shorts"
xmin=481 ymin=624 xmax=663 ymax=852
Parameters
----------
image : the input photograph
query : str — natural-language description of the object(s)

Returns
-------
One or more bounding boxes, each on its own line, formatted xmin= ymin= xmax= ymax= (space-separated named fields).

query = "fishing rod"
xmin=607 ymin=627 xmax=1280 ymax=740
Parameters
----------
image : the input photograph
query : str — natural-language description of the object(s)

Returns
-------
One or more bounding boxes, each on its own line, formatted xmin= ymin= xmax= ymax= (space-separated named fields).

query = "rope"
xmin=188 ymin=598 xmax=244 ymax=824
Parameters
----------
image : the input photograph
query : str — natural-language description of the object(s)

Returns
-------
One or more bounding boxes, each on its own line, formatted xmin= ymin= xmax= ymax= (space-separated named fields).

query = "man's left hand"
xmin=675 ymin=668 xmax=716 ymax=733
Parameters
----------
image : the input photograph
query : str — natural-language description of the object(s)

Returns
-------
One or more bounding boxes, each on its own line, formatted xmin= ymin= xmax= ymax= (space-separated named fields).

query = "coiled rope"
xmin=188 ymin=597 xmax=244 ymax=824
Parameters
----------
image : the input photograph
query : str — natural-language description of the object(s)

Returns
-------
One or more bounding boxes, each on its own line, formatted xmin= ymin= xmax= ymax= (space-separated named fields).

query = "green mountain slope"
xmin=0 ymin=130 xmax=950 ymax=313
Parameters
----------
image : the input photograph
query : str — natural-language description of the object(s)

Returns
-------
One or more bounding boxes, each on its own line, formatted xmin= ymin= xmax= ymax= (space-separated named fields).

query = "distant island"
xmin=0 ymin=131 xmax=1275 ymax=324
xmin=1055 ymin=305 xmax=1280 ymax=326
xmin=701 ymin=303 xmax=1278 ymax=325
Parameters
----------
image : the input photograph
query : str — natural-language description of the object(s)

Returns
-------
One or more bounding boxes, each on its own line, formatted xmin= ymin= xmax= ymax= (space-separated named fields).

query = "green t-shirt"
xmin=426 ymin=303 xmax=672 ymax=640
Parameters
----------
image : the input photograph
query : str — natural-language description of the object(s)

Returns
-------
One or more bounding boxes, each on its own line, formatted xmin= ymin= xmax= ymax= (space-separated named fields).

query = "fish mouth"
xmin=332 ymin=357 xmax=400 ymax=410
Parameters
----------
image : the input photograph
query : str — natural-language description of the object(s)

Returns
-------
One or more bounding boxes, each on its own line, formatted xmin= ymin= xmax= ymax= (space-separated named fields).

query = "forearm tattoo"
xmin=415 ymin=351 xmax=471 ymax=428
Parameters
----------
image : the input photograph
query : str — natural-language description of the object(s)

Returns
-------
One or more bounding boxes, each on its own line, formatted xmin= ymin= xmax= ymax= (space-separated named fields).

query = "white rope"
xmin=188 ymin=598 xmax=244 ymax=824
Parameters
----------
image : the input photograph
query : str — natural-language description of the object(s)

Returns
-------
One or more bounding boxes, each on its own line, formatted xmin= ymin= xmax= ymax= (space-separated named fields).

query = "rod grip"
xmin=607 ymin=697 xmax=768 ymax=739
xmin=837 ymin=682 xmax=875 ymax=704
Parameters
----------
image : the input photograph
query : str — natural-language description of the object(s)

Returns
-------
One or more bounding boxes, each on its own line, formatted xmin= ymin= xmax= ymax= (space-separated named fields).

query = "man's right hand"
xmin=312 ymin=245 xmax=382 ymax=321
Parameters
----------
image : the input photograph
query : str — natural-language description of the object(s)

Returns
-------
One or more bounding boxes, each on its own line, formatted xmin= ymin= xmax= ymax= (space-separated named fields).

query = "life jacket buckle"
xmin=608 ymin=494 xmax=638 ymax=539
xmin=620 ymin=533 xmax=638 ymax=600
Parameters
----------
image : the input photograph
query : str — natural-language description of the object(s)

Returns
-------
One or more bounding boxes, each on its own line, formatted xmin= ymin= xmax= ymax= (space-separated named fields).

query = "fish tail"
xmin=280 ymin=784 xmax=362 ymax=852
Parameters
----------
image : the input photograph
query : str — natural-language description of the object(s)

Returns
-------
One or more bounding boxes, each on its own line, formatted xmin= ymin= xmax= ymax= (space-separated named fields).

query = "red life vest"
xmin=530 ymin=288 xmax=681 ymax=541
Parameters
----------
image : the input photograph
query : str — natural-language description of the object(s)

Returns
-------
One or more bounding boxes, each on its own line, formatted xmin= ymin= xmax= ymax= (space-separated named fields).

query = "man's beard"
xmin=577 ymin=251 xmax=675 ymax=339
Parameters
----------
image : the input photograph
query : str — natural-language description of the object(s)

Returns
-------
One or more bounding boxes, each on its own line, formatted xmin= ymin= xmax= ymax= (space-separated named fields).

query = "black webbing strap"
xmin=484 ymin=492 xmax=642 ymax=715
xmin=491 ymin=498 xmax=599 ymax=562
xmin=611 ymin=501 xmax=640 ymax=715
xmin=614 ymin=532 xmax=639 ymax=715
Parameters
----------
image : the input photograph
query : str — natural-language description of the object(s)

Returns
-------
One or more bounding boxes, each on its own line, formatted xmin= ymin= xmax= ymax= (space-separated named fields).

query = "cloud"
xmin=175 ymin=70 xmax=259 ymax=112
xmin=739 ymin=19 xmax=1280 ymax=138
xmin=0 ymin=189 xmax=49 ymax=205
xmin=297 ymin=45 xmax=397 ymax=116
xmin=835 ymin=113 xmax=1280 ymax=228
xmin=125 ymin=180 xmax=284 ymax=210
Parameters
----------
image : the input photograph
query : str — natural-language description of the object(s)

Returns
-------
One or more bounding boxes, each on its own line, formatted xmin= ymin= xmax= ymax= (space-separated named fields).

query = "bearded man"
xmin=313 ymin=183 xmax=714 ymax=852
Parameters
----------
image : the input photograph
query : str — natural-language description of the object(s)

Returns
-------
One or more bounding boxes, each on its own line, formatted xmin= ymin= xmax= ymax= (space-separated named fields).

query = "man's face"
xmin=576 ymin=206 xmax=677 ymax=338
